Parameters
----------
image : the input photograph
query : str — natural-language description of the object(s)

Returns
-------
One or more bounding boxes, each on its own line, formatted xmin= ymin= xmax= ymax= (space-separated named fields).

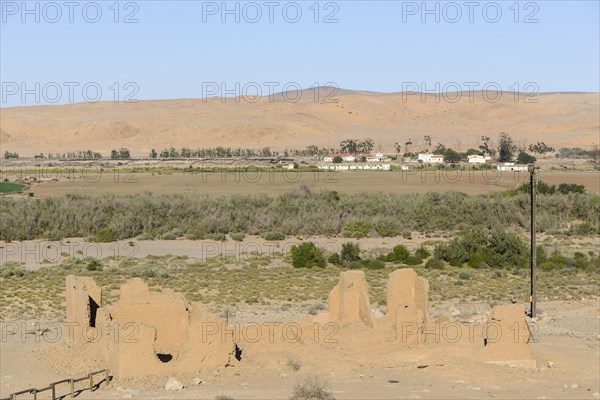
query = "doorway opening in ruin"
xmin=234 ymin=344 xmax=242 ymax=361
xmin=88 ymin=296 xmax=99 ymax=328
xmin=156 ymin=353 xmax=173 ymax=363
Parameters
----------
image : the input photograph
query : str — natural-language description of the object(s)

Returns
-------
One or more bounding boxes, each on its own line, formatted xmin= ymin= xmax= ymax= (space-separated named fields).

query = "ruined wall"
xmin=327 ymin=270 xmax=374 ymax=327
xmin=108 ymin=278 xmax=189 ymax=352
xmin=484 ymin=304 xmax=535 ymax=368
xmin=65 ymin=268 xmax=536 ymax=379
xmin=385 ymin=268 xmax=429 ymax=323
xmin=65 ymin=275 xmax=102 ymax=344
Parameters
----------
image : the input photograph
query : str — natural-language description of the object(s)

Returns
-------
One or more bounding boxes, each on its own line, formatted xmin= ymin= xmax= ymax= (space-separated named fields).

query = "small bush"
xmin=342 ymin=230 xmax=364 ymax=238
xmin=405 ymin=255 xmax=423 ymax=265
xmin=185 ymin=231 xmax=202 ymax=240
xmin=287 ymin=356 xmax=302 ymax=371
xmin=346 ymin=260 xmax=363 ymax=270
xmin=341 ymin=242 xmax=361 ymax=263
xmin=386 ymin=245 xmax=410 ymax=263
xmin=365 ymin=259 xmax=385 ymax=269
xmin=425 ymin=258 xmax=444 ymax=269
xmin=328 ymin=253 xmax=342 ymax=265
xmin=415 ymin=246 xmax=431 ymax=259
xmin=489 ymin=270 xmax=504 ymax=279
xmin=230 ymin=232 xmax=246 ymax=241
xmin=261 ymin=231 xmax=286 ymax=241
xmin=290 ymin=376 xmax=335 ymax=400
xmin=135 ymin=232 xmax=154 ymax=240
xmin=0 ymin=262 xmax=26 ymax=278
xmin=84 ymin=257 xmax=102 ymax=271
xmin=93 ymin=227 xmax=119 ymax=242
xmin=290 ymin=242 xmax=326 ymax=268
xmin=457 ymin=270 xmax=474 ymax=280
xmin=206 ymin=232 xmax=227 ymax=241
xmin=160 ymin=232 xmax=178 ymax=240
xmin=468 ymin=253 xmax=485 ymax=268
xmin=132 ymin=267 xmax=156 ymax=278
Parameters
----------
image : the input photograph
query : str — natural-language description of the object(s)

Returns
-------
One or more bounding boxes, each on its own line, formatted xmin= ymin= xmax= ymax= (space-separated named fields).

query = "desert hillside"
xmin=1 ymin=90 xmax=598 ymax=156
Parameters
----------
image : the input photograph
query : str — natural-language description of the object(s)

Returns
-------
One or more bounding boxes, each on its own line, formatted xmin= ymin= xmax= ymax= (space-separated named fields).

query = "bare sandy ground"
xmin=1 ymin=300 xmax=598 ymax=399
xmin=2 ymin=91 xmax=598 ymax=156
xmin=19 ymin=170 xmax=600 ymax=198
xmin=0 ymin=236 xmax=424 ymax=270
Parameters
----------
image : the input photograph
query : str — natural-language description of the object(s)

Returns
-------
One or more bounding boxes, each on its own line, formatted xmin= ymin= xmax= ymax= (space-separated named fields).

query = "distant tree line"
xmin=34 ymin=150 xmax=103 ymax=160
xmin=3 ymin=151 xmax=19 ymax=159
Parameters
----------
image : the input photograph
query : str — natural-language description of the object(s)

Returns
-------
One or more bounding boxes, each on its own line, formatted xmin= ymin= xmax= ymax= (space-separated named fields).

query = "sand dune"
xmin=1 ymin=90 xmax=598 ymax=156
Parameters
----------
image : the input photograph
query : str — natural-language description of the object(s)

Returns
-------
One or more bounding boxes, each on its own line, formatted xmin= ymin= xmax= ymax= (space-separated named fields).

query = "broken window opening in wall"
xmin=88 ymin=296 xmax=99 ymax=328
xmin=234 ymin=344 xmax=242 ymax=361
xmin=156 ymin=353 xmax=173 ymax=363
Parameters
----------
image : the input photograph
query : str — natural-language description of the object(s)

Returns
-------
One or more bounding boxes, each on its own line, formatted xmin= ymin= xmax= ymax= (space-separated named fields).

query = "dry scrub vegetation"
xmin=1 ymin=247 xmax=598 ymax=320
xmin=0 ymin=190 xmax=598 ymax=241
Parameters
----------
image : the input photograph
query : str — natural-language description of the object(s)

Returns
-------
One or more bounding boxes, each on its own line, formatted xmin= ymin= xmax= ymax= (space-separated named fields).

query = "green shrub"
xmin=341 ymin=242 xmax=361 ymax=263
xmin=230 ymin=232 xmax=246 ymax=241
xmin=160 ymin=232 xmax=178 ymax=240
xmin=558 ymin=183 xmax=585 ymax=194
xmin=290 ymin=242 xmax=326 ymax=268
xmin=84 ymin=257 xmax=102 ymax=271
xmin=405 ymin=255 xmax=423 ymax=265
xmin=415 ymin=246 xmax=431 ymax=259
xmin=435 ymin=227 xmax=527 ymax=269
xmin=489 ymin=270 xmax=504 ymax=279
xmin=346 ymin=260 xmax=363 ymax=270
xmin=386 ymin=245 xmax=410 ymax=263
xmin=261 ymin=231 xmax=286 ymax=241
xmin=457 ymin=270 xmax=474 ymax=280
xmin=328 ymin=253 xmax=342 ymax=265
xmin=135 ymin=232 xmax=154 ymax=240
xmin=425 ymin=258 xmax=444 ymax=269
xmin=343 ymin=220 xmax=372 ymax=236
xmin=468 ymin=253 xmax=485 ymax=268
xmin=132 ymin=267 xmax=156 ymax=278
xmin=206 ymin=232 xmax=227 ymax=241
xmin=93 ymin=227 xmax=119 ymax=242
xmin=0 ymin=262 xmax=26 ymax=278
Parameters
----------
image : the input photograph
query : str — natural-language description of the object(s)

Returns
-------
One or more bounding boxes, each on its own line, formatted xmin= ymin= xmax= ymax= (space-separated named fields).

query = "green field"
xmin=0 ymin=182 xmax=25 ymax=194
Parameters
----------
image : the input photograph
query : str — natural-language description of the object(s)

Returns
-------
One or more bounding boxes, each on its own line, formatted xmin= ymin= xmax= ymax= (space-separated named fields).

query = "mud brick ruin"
xmin=66 ymin=268 xmax=535 ymax=378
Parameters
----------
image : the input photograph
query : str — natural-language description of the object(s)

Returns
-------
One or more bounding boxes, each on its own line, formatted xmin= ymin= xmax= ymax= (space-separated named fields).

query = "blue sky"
xmin=1 ymin=0 xmax=599 ymax=106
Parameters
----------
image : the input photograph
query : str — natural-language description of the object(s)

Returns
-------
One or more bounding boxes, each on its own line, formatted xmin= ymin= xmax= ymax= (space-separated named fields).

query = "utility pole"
xmin=528 ymin=164 xmax=537 ymax=318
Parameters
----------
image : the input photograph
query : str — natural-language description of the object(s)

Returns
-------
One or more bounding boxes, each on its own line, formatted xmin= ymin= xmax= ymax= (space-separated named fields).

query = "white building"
xmin=467 ymin=154 xmax=487 ymax=164
xmin=318 ymin=164 xmax=391 ymax=171
xmin=323 ymin=154 xmax=356 ymax=162
xmin=497 ymin=162 xmax=528 ymax=172
xmin=366 ymin=153 xmax=388 ymax=162
xmin=417 ymin=153 xmax=444 ymax=164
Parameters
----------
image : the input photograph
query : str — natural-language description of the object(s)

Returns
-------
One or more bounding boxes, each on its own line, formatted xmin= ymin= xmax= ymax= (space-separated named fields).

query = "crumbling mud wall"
xmin=65 ymin=267 xmax=535 ymax=379
xmin=483 ymin=304 xmax=535 ymax=368
xmin=66 ymin=276 xmax=236 ymax=379
xmin=109 ymin=278 xmax=189 ymax=352
xmin=326 ymin=270 xmax=374 ymax=327
xmin=316 ymin=268 xmax=535 ymax=367
xmin=66 ymin=275 xmax=102 ymax=344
